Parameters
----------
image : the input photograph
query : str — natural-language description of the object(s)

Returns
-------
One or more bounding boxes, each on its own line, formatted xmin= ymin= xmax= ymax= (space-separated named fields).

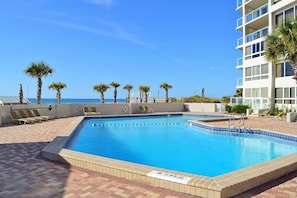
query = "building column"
xmin=268 ymin=0 xmax=275 ymax=112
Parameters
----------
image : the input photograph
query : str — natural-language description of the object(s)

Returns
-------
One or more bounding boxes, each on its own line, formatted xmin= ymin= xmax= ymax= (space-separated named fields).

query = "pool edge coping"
xmin=42 ymin=114 xmax=297 ymax=198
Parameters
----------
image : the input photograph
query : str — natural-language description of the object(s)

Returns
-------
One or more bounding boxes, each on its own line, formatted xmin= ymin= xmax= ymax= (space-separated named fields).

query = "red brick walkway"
xmin=1 ymin=116 xmax=297 ymax=197
xmin=0 ymin=117 xmax=196 ymax=198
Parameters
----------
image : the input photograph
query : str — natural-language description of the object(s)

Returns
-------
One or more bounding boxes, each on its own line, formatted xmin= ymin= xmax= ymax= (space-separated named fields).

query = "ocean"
xmin=28 ymin=98 xmax=126 ymax=104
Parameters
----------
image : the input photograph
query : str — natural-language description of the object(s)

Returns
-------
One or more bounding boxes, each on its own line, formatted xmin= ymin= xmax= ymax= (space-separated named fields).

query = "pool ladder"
xmin=228 ymin=113 xmax=235 ymax=130
xmin=238 ymin=113 xmax=245 ymax=129
xmin=228 ymin=113 xmax=245 ymax=133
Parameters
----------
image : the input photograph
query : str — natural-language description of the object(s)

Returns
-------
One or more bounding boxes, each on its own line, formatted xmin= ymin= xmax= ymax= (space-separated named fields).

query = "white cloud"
xmin=45 ymin=19 xmax=156 ymax=49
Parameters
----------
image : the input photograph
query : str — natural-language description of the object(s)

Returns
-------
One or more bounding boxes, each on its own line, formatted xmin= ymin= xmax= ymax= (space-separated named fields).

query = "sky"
xmin=0 ymin=0 xmax=242 ymax=100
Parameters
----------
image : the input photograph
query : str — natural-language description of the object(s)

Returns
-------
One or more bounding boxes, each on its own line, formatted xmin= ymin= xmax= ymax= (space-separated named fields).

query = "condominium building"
xmin=233 ymin=0 xmax=297 ymax=111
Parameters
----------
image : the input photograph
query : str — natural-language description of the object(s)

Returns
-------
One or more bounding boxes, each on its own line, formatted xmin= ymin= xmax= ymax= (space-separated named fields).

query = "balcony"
xmin=236 ymin=0 xmax=242 ymax=9
xmin=246 ymin=27 xmax=268 ymax=43
xmin=236 ymin=0 xmax=252 ymax=10
xmin=236 ymin=37 xmax=243 ymax=49
xmin=236 ymin=58 xmax=243 ymax=69
xmin=246 ymin=4 xmax=268 ymax=23
xmin=236 ymin=17 xmax=243 ymax=30
xmin=236 ymin=78 xmax=243 ymax=88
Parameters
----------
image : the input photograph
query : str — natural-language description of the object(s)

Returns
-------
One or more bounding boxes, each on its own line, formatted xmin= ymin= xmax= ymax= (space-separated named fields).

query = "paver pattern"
xmin=0 ymin=115 xmax=297 ymax=197
xmin=0 ymin=117 xmax=196 ymax=198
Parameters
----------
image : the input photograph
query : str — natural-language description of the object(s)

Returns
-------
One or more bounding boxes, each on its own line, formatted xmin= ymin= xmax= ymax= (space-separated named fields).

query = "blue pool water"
xmin=65 ymin=114 xmax=297 ymax=177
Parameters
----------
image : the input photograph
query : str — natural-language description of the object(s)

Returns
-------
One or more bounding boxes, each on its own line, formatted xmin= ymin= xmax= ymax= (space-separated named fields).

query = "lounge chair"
xmin=26 ymin=109 xmax=47 ymax=121
xmin=139 ymin=106 xmax=147 ymax=113
xmin=144 ymin=106 xmax=153 ymax=113
xmin=83 ymin=107 xmax=89 ymax=115
xmin=10 ymin=111 xmax=34 ymax=124
xmin=18 ymin=110 xmax=41 ymax=122
xmin=33 ymin=109 xmax=53 ymax=120
xmin=83 ymin=107 xmax=101 ymax=116
xmin=259 ymin=109 xmax=270 ymax=117
xmin=275 ymin=111 xmax=286 ymax=120
xmin=91 ymin=107 xmax=101 ymax=115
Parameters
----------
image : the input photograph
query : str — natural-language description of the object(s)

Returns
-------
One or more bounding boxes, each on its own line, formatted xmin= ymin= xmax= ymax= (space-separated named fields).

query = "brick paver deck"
xmin=0 ymin=115 xmax=297 ymax=197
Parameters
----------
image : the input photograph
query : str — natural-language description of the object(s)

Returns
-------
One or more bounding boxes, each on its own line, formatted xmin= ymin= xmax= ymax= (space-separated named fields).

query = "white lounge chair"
xmin=83 ymin=107 xmax=101 ymax=116
xmin=26 ymin=109 xmax=47 ymax=121
xmin=144 ymin=106 xmax=153 ymax=113
xmin=10 ymin=111 xmax=34 ymax=124
xmin=33 ymin=109 xmax=53 ymax=120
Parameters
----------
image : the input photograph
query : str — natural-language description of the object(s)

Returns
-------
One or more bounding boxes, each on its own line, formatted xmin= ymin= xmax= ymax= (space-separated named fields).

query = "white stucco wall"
xmin=184 ymin=103 xmax=225 ymax=113
xmin=0 ymin=103 xmax=225 ymax=126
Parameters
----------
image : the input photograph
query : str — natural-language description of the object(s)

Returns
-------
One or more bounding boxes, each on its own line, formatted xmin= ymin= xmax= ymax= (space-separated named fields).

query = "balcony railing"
xmin=246 ymin=27 xmax=268 ymax=43
xmin=236 ymin=0 xmax=242 ymax=9
xmin=246 ymin=4 xmax=268 ymax=23
xmin=236 ymin=0 xmax=251 ymax=9
xmin=237 ymin=78 xmax=243 ymax=86
xmin=237 ymin=37 xmax=243 ymax=47
xmin=229 ymin=97 xmax=270 ymax=110
xmin=237 ymin=17 xmax=243 ymax=28
xmin=237 ymin=58 xmax=243 ymax=66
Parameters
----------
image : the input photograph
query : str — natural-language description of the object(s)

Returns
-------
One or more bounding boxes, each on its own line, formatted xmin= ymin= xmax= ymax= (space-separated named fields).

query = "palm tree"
xmin=19 ymin=84 xmax=23 ymax=104
xmin=93 ymin=83 xmax=110 ymax=103
xmin=160 ymin=82 xmax=172 ymax=103
xmin=48 ymin=82 xmax=67 ymax=104
xmin=233 ymin=88 xmax=243 ymax=97
xmin=139 ymin=85 xmax=150 ymax=103
xmin=24 ymin=61 xmax=54 ymax=104
xmin=265 ymin=18 xmax=297 ymax=82
xmin=110 ymin=82 xmax=120 ymax=103
xmin=123 ymin=84 xmax=133 ymax=103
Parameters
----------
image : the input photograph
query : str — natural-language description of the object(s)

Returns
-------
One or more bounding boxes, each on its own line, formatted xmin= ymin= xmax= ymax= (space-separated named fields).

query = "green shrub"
xmin=225 ymin=105 xmax=232 ymax=113
xmin=231 ymin=104 xmax=249 ymax=114
xmin=272 ymin=106 xmax=280 ymax=115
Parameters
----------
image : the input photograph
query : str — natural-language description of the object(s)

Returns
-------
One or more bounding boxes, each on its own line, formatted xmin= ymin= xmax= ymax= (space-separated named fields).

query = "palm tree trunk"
xmin=37 ymin=77 xmax=42 ymax=104
xmin=114 ymin=89 xmax=117 ymax=103
xmin=127 ymin=91 xmax=130 ymax=103
xmin=145 ymin=93 xmax=148 ymax=103
xmin=57 ymin=92 xmax=61 ymax=104
xmin=101 ymin=93 xmax=104 ymax=104
xmin=165 ymin=90 xmax=169 ymax=103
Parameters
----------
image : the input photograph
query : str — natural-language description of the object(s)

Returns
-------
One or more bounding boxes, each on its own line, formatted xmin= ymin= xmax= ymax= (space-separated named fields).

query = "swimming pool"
xmin=42 ymin=114 xmax=297 ymax=197
xmin=64 ymin=114 xmax=297 ymax=177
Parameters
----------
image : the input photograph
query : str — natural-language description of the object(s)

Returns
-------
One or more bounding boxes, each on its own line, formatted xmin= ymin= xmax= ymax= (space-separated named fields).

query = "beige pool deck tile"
xmin=1 ymin=115 xmax=297 ymax=197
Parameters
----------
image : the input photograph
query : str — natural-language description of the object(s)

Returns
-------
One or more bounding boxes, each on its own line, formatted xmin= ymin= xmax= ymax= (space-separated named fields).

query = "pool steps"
xmin=190 ymin=120 xmax=297 ymax=143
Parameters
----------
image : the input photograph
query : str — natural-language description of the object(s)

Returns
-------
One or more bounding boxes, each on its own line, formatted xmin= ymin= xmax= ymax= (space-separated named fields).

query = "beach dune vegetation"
xmin=180 ymin=95 xmax=220 ymax=103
